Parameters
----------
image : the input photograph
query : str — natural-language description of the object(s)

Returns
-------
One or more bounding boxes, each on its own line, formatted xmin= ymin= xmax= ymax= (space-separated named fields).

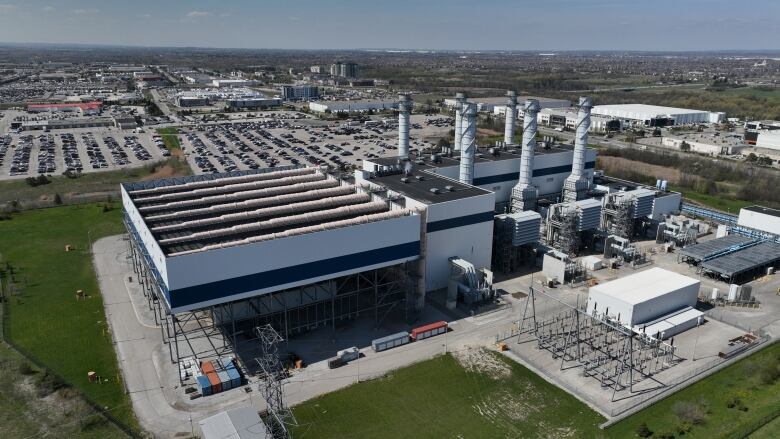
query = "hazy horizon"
xmin=0 ymin=0 xmax=778 ymax=52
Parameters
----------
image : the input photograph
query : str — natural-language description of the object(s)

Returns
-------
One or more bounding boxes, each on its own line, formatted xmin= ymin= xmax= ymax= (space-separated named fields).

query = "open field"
xmin=0 ymin=343 xmax=127 ymax=438
xmin=0 ymin=203 xmax=139 ymax=432
xmin=0 ymin=157 xmax=191 ymax=209
xmin=290 ymin=343 xmax=780 ymax=438
xmin=607 ymin=341 xmax=780 ymax=438
xmin=291 ymin=351 xmax=606 ymax=438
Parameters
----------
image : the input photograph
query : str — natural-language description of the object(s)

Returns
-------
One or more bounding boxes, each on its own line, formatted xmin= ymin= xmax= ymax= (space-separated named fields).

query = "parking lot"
xmin=179 ymin=114 xmax=451 ymax=175
xmin=0 ymin=127 xmax=170 ymax=180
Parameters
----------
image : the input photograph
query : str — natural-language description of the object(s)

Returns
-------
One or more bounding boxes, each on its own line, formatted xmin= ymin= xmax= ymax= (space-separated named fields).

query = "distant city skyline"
xmin=0 ymin=0 xmax=778 ymax=52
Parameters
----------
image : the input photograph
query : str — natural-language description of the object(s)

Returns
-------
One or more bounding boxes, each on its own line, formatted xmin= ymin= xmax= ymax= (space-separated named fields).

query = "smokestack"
xmin=510 ymin=99 xmax=541 ymax=212
xmin=459 ymin=102 xmax=477 ymax=184
xmin=398 ymin=94 xmax=412 ymax=158
xmin=453 ymin=92 xmax=466 ymax=151
xmin=504 ymin=90 xmax=517 ymax=145
xmin=562 ymin=96 xmax=593 ymax=202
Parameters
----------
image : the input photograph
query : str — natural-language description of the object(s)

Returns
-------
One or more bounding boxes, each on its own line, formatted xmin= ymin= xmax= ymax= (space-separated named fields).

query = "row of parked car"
xmin=10 ymin=135 xmax=32 ymax=175
xmin=60 ymin=133 xmax=83 ymax=173
xmin=37 ymin=134 xmax=56 ymax=174
xmin=82 ymin=133 xmax=109 ymax=170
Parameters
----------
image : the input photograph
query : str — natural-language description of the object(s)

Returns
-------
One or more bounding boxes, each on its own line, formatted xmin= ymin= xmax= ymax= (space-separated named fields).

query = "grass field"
xmin=291 ymin=351 xmax=605 ymax=438
xmin=670 ymin=185 xmax=754 ymax=214
xmin=0 ymin=157 xmax=191 ymax=208
xmin=0 ymin=203 xmax=138 ymax=431
xmin=156 ymin=127 xmax=183 ymax=155
xmin=607 ymin=341 xmax=780 ymax=438
xmin=291 ymin=343 xmax=780 ymax=439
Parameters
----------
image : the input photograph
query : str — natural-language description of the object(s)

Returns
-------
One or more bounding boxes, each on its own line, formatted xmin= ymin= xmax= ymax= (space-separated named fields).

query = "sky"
xmin=0 ymin=0 xmax=778 ymax=51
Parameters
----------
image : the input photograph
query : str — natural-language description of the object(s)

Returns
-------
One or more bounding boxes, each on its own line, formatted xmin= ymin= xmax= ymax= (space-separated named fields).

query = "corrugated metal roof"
xmin=199 ymin=407 xmax=267 ymax=439
xmin=589 ymin=267 xmax=699 ymax=305
xmin=679 ymin=235 xmax=754 ymax=262
xmin=701 ymin=241 xmax=780 ymax=277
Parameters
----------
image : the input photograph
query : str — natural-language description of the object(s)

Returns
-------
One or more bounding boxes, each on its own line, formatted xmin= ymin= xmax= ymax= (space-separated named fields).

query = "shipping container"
xmin=218 ymin=371 xmax=232 ymax=391
xmin=197 ymin=375 xmax=212 ymax=396
xmin=372 ymin=331 xmax=410 ymax=352
xmin=201 ymin=360 xmax=216 ymax=375
xmin=328 ymin=357 xmax=345 ymax=369
xmin=218 ymin=357 xmax=235 ymax=371
xmin=225 ymin=366 xmax=241 ymax=388
xmin=410 ymin=321 xmax=448 ymax=341
xmin=206 ymin=371 xmax=221 ymax=393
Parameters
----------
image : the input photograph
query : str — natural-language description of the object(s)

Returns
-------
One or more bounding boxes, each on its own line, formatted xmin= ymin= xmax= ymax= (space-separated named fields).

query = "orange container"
xmin=206 ymin=372 xmax=221 ymax=393
xmin=200 ymin=361 xmax=216 ymax=374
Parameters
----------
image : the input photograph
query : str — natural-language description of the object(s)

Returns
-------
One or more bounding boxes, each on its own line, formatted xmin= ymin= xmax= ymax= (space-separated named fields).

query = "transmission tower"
xmin=254 ymin=325 xmax=296 ymax=439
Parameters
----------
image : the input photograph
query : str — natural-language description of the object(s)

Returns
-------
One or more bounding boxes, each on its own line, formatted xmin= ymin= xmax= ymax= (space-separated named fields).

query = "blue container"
xmin=197 ymin=375 xmax=212 ymax=396
xmin=218 ymin=357 xmax=235 ymax=370
xmin=218 ymin=371 xmax=232 ymax=391
xmin=226 ymin=366 xmax=241 ymax=388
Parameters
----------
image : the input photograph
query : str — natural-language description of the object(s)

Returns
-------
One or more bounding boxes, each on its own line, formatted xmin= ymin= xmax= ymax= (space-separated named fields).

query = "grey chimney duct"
xmin=562 ymin=96 xmax=592 ymax=202
xmin=459 ymin=102 xmax=477 ymax=184
xmin=398 ymin=94 xmax=412 ymax=158
xmin=510 ymin=99 xmax=541 ymax=212
xmin=504 ymin=90 xmax=518 ymax=145
xmin=453 ymin=92 xmax=466 ymax=152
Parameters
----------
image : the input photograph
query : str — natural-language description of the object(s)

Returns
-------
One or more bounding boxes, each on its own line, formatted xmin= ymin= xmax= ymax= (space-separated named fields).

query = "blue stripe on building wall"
xmin=472 ymin=161 xmax=596 ymax=185
xmin=168 ymin=241 xmax=421 ymax=309
xmin=426 ymin=211 xmax=494 ymax=233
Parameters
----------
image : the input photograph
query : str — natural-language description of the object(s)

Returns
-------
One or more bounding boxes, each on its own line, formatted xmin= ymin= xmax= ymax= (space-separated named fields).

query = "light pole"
xmin=692 ymin=316 xmax=702 ymax=361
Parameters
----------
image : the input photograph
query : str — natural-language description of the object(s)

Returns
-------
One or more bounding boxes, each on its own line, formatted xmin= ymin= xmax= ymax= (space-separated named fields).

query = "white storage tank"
xmin=587 ymin=267 xmax=700 ymax=326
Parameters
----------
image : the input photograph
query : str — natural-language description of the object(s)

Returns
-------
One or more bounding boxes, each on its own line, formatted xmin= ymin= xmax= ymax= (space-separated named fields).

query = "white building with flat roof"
xmin=309 ymin=100 xmax=397 ymax=113
xmin=592 ymin=104 xmax=725 ymax=126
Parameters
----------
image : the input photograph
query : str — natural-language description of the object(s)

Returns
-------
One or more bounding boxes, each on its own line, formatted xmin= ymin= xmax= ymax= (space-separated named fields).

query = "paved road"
xmin=94 ymin=235 xmax=523 ymax=438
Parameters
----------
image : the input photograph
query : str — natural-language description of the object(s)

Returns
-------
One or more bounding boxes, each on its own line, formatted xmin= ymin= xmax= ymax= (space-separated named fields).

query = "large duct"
xmin=562 ymin=96 xmax=593 ymax=202
xmin=453 ymin=92 xmax=466 ymax=151
xmin=398 ymin=94 xmax=412 ymax=158
xmin=459 ymin=102 xmax=477 ymax=184
xmin=510 ymin=99 xmax=541 ymax=212
xmin=503 ymin=90 xmax=518 ymax=145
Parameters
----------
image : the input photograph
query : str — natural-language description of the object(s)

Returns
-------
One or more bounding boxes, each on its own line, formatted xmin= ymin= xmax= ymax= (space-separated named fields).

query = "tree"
xmin=53 ymin=193 xmax=62 ymax=205
xmin=636 ymin=422 xmax=653 ymax=438
xmin=680 ymin=141 xmax=691 ymax=152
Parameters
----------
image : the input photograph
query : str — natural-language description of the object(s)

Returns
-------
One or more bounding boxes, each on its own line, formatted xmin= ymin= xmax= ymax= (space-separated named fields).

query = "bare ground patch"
xmin=453 ymin=346 xmax=511 ymax=379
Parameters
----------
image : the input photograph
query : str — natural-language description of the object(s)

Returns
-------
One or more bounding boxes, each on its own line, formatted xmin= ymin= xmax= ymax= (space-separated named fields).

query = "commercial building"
xmin=178 ymin=96 xmax=210 ymax=107
xmin=587 ymin=267 xmax=702 ymax=339
xmin=113 ymin=116 xmax=138 ymax=130
xmin=212 ymin=79 xmax=256 ymax=88
xmin=309 ymin=100 xmax=397 ymax=113
xmin=27 ymin=101 xmax=102 ymax=115
xmin=20 ymin=117 xmax=114 ymax=131
xmin=330 ymin=62 xmax=358 ymax=78
xmin=661 ymin=134 xmax=748 ymax=155
xmin=592 ymin=104 xmax=725 ymax=126
xmin=226 ymin=97 xmax=282 ymax=109
xmin=281 ymin=85 xmax=319 ymax=101
xmin=538 ymin=107 xmax=621 ymax=133
xmin=444 ymin=96 xmax=570 ymax=113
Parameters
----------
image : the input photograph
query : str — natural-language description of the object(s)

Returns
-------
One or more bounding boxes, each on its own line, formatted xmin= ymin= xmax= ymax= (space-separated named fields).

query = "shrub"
xmin=35 ymin=369 xmax=67 ymax=397
xmin=18 ymin=361 xmax=37 ymax=375
xmin=636 ymin=422 xmax=653 ymax=438
xmin=672 ymin=401 xmax=707 ymax=425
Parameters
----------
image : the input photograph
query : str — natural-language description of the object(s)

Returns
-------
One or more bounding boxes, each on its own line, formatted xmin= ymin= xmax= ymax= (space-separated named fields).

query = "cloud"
xmin=43 ymin=5 xmax=54 ymax=12
xmin=186 ymin=11 xmax=210 ymax=18
xmin=0 ymin=4 xmax=17 ymax=12
xmin=73 ymin=8 xmax=98 ymax=15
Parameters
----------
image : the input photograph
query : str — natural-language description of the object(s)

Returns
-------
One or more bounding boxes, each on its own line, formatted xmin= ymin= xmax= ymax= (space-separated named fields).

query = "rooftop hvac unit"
xmin=500 ymin=210 xmax=542 ymax=246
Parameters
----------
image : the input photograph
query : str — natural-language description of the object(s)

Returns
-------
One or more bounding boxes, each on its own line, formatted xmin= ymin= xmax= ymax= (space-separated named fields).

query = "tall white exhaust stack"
xmin=453 ymin=92 xmax=466 ymax=152
xmin=459 ymin=102 xmax=477 ymax=184
xmin=398 ymin=94 xmax=412 ymax=158
xmin=504 ymin=90 xmax=518 ymax=145
xmin=562 ymin=96 xmax=592 ymax=202
xmin=511 ymin=99 xmax=541 ymax=212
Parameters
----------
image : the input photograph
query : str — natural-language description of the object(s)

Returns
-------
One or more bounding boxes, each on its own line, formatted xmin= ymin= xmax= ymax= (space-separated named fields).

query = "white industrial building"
xmin=309 ymin=100 xmax=398 ymax=113
xmin=538 ymin=108 xmax=622 ymax=133
xmin=661 ymin=134 xmax=748 ymax=156
xmin=443 ymin=96 xmax=569 ymax=113
xmin=738 ymin=205 xmax=780 ymax=235
xmin=227 ymin=97 xmax=282 ymax=109
xmin=199 ymin=407 xmax=266 ymax=439
xmin=212 ymin=79 xmax=256 ymax=88
xmin=587 ymin=267 xmax=703 ymax=339
xmin=592 ymin=104 xmax=726 ymax=126
xmin=755 ymin=131 xmax=780 ymax=151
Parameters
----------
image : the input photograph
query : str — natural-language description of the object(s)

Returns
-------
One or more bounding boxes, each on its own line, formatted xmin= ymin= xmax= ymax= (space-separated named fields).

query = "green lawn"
xmin=291 ymin=352 xmax=605 ymax=438
xmin=156 ymin=127 xmax=182 ymax=151
xmin=0 ymin=203 xmax=138 ymax=431
xmin=670 ymin=185 xmax=754 ymax=214
xmin=0 ymin=157 xmax=190 ymax=206
xmin=749 ymin=415 xmax=780 ymax=439
xmin=607 ymin=341 xmax=780 ymax=438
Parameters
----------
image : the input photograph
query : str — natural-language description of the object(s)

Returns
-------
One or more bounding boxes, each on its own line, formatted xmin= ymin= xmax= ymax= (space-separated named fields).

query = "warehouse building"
xmin=538 ymin=108 xmax=621 ymax=133
xmin=754 ymin=131 xmax=780 ymax=151
xmin=587 ymin=267 xmax=703 ymax=339
xmin=661 ymin=134 xmax=748 ymax=156
xmin=226 ymin=97 xmax=282 ymax=109
xmin=592 ymin=104 xmax=725 ymax=126
xmin=27 ymin=101 xmax=102 ymax=115
xmin=309 ymin=100 xmax=398 ymax=113
xmin=443 ymin=96 xmax=569 ymax=113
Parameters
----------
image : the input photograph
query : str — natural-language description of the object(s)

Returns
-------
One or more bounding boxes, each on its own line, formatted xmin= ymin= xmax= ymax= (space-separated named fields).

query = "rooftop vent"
xmin=429 ymin=187 xmax=440 ymax=194
xmin=401 ymin=177 xmax=410 ymax=183
xmin=415 ymin=175 xmax=424 ymax=181
xmin=444 ymin=185 xmax=455 ymax=192
xmin=415 ymin=159 xmax=425 ymax=165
